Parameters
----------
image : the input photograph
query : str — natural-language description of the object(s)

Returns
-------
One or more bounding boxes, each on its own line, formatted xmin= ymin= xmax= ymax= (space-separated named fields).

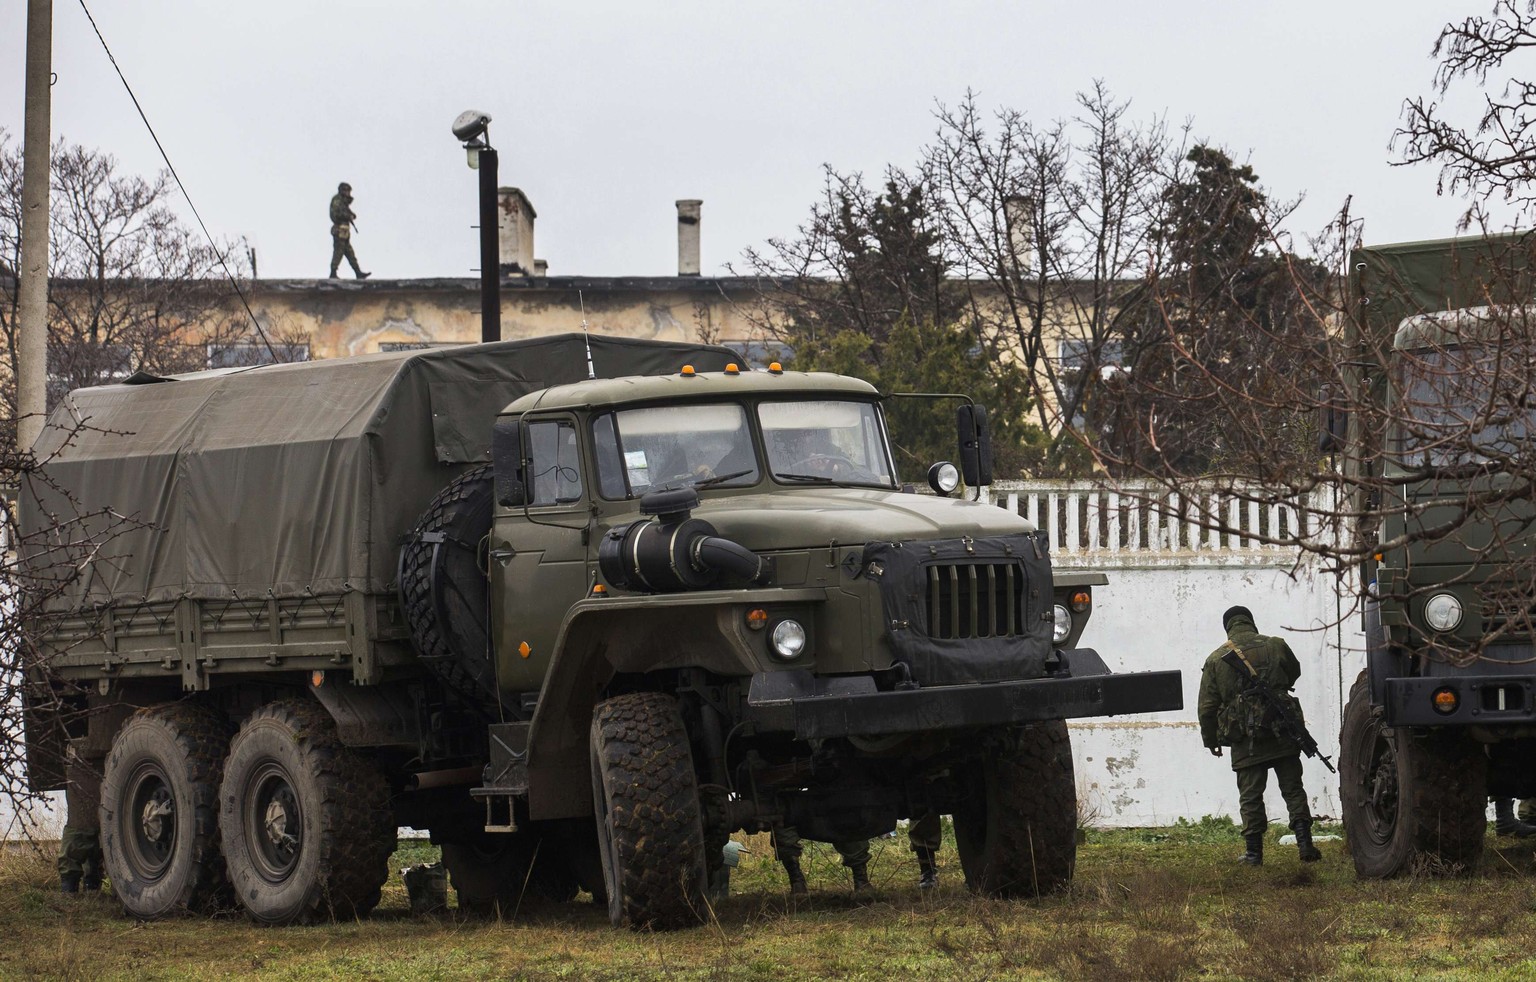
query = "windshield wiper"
xmin=773 ymin=472 xmax=834 ymax=484
xmin=692 ymin=469 xmax=754 ymax=490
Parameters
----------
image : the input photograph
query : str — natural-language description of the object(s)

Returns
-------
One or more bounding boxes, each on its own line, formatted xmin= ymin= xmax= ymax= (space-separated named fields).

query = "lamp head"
xmin=452 ymin=110 xmax=492 ymax=143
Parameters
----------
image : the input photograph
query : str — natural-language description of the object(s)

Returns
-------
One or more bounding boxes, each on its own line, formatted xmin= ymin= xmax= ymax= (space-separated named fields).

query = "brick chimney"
xmin=676 ymin=199 xmax=702 ymax=276
xmin=498 ymin=187 xmax=536 ymax=275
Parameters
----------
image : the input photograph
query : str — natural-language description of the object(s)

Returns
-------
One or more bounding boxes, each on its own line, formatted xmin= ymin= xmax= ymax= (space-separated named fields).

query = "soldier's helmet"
xmin=338 ymin=182 xmax=352 ymax=194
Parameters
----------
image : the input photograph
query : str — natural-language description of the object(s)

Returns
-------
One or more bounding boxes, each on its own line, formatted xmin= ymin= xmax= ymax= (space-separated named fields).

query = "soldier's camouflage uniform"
xmin=329 ymin=189 xmax=365 ymax=278
xmin=1197 ymin=611 xmax=1312 ymax=841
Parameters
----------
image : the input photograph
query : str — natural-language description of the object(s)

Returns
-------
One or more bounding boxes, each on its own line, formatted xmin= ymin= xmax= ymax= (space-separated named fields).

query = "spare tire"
xmin=399 ymin=464 xmax=502 ymax=716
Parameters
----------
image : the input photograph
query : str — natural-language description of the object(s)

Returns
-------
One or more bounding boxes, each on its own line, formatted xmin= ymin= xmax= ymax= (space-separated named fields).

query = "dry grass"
xmin=8 ymin=823 xmax=1536 ymax=979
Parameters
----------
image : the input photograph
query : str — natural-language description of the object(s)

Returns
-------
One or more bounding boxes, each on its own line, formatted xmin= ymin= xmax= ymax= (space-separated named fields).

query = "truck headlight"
xmin=1423 ymin=593 xmax=1463 ymax=632
xmin=1052 ymin=604 xmax=1072 ymax=644
xmin=770 ymin=619 xmax=807 ymax=660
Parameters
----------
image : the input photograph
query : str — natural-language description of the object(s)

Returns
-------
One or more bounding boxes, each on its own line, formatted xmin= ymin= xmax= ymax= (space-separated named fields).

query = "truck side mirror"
xmin=957 ymin=405 xmax=993 ymax=487
xmin=491 ymin=418 xmax=527 ymax=506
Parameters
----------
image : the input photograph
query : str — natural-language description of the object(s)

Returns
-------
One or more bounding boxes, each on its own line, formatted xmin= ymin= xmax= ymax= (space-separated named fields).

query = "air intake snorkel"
xmin=598 ymin=487 xmax=767 ymax=593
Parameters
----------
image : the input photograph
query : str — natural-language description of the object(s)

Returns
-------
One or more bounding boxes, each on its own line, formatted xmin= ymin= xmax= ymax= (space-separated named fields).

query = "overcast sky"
xmin=0 ymin=1 xmax=1498 ymax=280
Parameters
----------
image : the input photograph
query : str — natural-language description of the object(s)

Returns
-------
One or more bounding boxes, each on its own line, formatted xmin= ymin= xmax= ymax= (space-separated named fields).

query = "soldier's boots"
xmin=1494 ymin=798 xmax=1536 ymax=838
xmin=915 ymin=848 xmax=939 ymax=891
xmin=356 ymin=270 xmax=372 ymax=279
xmin=1237 ymin=833 xmax=1264 ymax=866
xmin=328 ymin=268 xmax=340 ymax=278
xmin=781 ymin=856 xmax=808 ymax=896
xmin=59 ymin=873 xmax=81 ymax=895
xmin=849 ymin=861 xmax=872 ymax=895
xmin=1292 ymin=820 xmax=1323 ymax=863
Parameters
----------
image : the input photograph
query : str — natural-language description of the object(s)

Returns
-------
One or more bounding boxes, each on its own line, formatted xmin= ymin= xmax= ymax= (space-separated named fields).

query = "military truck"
xmin=22 ymin=332 xmax=1182 ymax=929
xmin=1338 ymin=233 xmax=1536 ymax=877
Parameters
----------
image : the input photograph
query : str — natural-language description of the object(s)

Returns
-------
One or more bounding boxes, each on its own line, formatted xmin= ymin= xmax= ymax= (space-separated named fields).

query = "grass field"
xmin=7 ymin=818 xmax=1536 ymax=980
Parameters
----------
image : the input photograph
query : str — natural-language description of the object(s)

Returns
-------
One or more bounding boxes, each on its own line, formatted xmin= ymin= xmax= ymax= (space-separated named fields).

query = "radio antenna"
xmin=579 ymin=290 xmax=596 ymax=380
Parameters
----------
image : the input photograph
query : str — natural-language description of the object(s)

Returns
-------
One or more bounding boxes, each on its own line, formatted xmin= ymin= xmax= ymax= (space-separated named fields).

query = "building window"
xmin=207 ymin=342 xmax=311 ymax=369
xmin=380 ymin=342 xmax=462 ymax=352
xmin=724 ymin=340 xmax=794 ymax=371
xmin=1058 ymin=339 xmax=1122 ymax=370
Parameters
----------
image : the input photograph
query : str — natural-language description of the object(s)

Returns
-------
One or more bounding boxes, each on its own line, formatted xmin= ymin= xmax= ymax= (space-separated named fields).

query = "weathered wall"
xmin=246 ymin=277 xmax=768 ymax=360
xmin=986 ymin=481 xmax=1358 ymax=828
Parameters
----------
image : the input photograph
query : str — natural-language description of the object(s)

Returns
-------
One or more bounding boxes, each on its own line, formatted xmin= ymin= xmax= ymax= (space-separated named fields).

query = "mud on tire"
xmin=952 ymin=719 xmax=1077 ymax=897
xmin=399 ymin=464 xmax=500 ymax=716
xmin=100 ymin=701 xmax=231 ymax=919
xmin=219 ymin=699 xmax=394 ymax=924
xmin=589 ymin=692 xmax=708 ymax=930
xmin=1340 ymin=671 xmax=1486 ymax=878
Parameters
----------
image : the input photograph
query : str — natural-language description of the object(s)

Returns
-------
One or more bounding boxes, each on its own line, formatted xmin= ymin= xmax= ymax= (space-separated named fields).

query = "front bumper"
xmin=1385 ymin=675 xmax=1536 ymax=726
xmin=744 ymin=648 xmax=1183 ymax=741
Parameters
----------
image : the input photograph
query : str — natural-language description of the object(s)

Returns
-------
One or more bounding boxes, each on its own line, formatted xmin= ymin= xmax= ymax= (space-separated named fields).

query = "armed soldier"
xmin=328 ymin=182 xmax=371 ymax=279
xmin=1198 ymin=605 xmax=1323 ymax=866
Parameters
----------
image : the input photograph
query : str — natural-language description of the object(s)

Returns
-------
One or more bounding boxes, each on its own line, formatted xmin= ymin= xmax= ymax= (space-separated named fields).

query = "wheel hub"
xmin=139 ymin=792 xmax=173 ymax=845
xmin=246 ymin=764 xmax=303 ymax=880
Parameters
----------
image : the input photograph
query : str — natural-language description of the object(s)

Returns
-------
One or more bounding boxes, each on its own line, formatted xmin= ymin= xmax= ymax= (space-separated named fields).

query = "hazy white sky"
xmin=0 ymin=0 xmax=1495 ymax=280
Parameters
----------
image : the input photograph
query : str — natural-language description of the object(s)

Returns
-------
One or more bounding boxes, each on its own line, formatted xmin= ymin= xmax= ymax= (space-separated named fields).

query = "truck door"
xmin=491 ymin=415 xmax=591 ymax=696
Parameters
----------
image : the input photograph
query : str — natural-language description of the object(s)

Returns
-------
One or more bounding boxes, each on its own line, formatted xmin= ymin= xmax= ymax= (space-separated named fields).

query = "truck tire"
xmin=441 ymin=831 xmax=579 ymax=914
xmin=399 ymin=464 xmax=501 ymax=717
xmin=99 ymin=702 xmax=230 ymax=919
xmin=219 ymin=699 xmax=394 ymax=924
xmin=589 ymin=692 xmax=708 ymax=930
xmin=1340 ymin=671 xmax=1487 ymax=878
xmin=952 ymin=720 xmax=1077 ymax=897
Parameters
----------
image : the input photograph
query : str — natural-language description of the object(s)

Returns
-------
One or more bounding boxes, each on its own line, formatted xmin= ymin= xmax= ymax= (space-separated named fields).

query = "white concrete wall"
xmin=987 ymin=480 xmax=1363 ymax=828
xmin=1070 ymin=560 xmax=1361 ymax=827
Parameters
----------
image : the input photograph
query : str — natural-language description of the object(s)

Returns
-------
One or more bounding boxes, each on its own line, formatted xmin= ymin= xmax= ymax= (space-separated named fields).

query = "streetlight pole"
xmin=453 ymin=110 xmax=500 ymax=345
xmin=477 ymin=143 xmax=500 ymax=344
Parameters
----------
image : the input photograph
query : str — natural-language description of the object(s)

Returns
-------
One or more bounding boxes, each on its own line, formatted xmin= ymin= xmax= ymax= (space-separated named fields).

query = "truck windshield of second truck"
xmin=594 ymin=398 xmax=896 ymax=498
xmin=1396 ymin=344 xmax=1536 ymax=468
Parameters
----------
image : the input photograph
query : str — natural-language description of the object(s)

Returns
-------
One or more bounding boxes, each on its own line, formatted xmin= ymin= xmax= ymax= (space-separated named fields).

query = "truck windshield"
xmin=1396 ymin=345 xmax=1536 ymax=467
xmin=759 ymin=400 xmax=895 ymax=487
xmin=595 ymin=403 xmax=760 ymax=497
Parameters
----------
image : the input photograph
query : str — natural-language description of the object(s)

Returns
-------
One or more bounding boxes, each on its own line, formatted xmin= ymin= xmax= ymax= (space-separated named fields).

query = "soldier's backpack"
xmin=1216 ymin=642 xmax=1304 ymax=744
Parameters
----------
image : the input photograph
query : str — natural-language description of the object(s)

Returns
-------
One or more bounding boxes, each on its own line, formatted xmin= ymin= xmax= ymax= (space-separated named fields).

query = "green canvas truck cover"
xmin=1352 ymin=231 xmax=1536 ymax=343
xmin=20 ymin=334 xmax=736 ymax=610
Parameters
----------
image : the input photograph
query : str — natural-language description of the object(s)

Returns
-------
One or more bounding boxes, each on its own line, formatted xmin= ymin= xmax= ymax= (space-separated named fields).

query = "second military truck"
xmin=23 ymin=333 xmax=1182 ymax=929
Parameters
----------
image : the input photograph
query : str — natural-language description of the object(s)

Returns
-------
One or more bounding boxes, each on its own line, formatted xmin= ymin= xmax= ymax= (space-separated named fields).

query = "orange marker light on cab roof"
xmin=725 ymin=363 xmax=741 ymax=375
xmin=591 ymin=583 xmax=607 ymax=595
xmin=680 ymin=365 xmax=696 ymax=377
xmin=768 ymin=362 xmax=783 ymax=374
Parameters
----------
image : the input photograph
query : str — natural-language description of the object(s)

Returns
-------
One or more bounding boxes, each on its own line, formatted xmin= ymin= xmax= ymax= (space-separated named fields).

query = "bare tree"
xmin=1397 ymin=0 xmax=1536 ymax=223
xmin=923 ymin=84 xmax=1182 ymax=465
xmin=0 ymin=132 xmax=290 ymax=448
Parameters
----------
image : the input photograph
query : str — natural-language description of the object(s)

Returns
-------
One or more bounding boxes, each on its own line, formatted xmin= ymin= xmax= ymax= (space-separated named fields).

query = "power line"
xmin=73 ymin=0 xmax=278 ymax=362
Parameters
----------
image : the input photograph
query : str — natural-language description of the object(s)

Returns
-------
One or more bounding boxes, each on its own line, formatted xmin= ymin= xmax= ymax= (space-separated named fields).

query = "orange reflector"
xmin=310 ymin=670 xmax=325 ymax=688
xmin=591 ymin=583 xmax=607 ymax=595
xmin=725 ymin=363 xmax=740 ymax=375
xmin=1070 ymin=591 xmax=1091 ymax=612
xmin=1432 ymin=688 xmax=1458 ymax=715
xmin=746 ymin=608 xmax=768 ymax=630
xmin=518 ymin=641 xmax=532 ymax=659
xmin=680 ymin=365 xmax=696 ymax=376
xmin=1374 ymin=552 xmax=1384 ymax=562
xmin=768 ymin=362 xmax=783 ymax=374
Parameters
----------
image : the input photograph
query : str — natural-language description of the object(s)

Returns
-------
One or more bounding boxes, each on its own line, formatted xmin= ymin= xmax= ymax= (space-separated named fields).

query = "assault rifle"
xmin=1221 ymin=646 xmax=1336 ymax=773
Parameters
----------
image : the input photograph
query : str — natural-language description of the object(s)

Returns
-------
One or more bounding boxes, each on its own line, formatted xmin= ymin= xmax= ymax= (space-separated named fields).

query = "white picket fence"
xmin=983 ymin=480 xmax=1338 ymax=566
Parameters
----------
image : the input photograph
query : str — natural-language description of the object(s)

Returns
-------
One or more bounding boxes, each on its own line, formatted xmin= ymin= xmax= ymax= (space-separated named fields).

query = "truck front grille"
xmin=924 ymin=562 xmax=1026 ymax=640
xmin=1480 ymin=578 xmax=1536 ymax=636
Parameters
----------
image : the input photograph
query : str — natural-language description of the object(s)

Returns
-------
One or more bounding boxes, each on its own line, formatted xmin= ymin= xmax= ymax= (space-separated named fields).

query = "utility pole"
xmin=16 ymin=0 xmax=53 ymax=453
